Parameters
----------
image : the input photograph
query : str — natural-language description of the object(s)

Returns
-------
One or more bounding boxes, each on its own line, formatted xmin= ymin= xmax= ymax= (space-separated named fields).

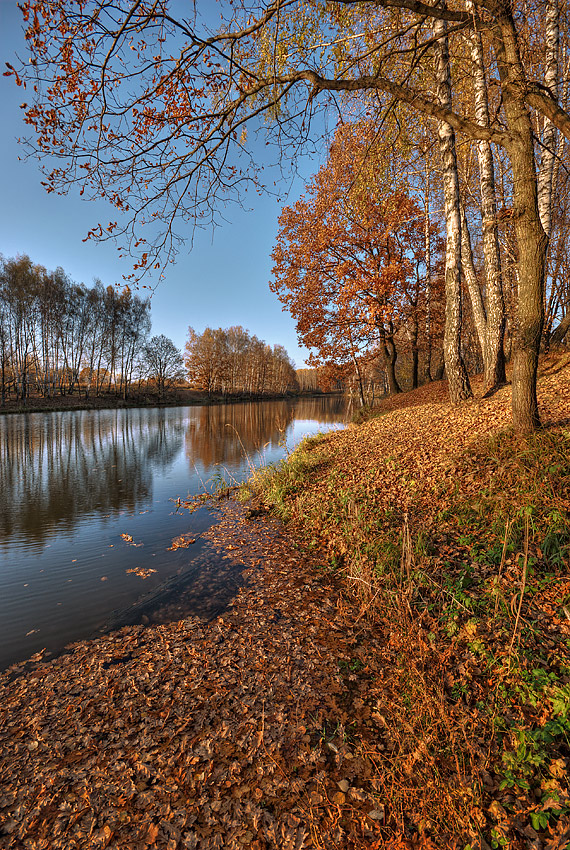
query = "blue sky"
xmin=0 ymin=0 xmax=323 ymax=368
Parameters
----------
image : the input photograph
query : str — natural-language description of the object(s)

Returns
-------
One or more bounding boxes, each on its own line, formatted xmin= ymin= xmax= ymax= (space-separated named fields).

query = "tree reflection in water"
xmin=184 ymin=396 xmax=347 ymax=471
xmin=0 ymin=398 xmax=346 ymax=549
xmin=0 ymin=397 xmax=348 ymax=670
xmin=0 ymin=409 xmax=183 ymax=546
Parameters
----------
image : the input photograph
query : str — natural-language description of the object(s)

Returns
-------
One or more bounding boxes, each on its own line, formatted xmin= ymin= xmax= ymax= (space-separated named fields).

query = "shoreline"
xmin=1 ymin=501 xmax=245 ymax=682
xmin=2 ymin=354 xmax=568 ymax=847
xmin=0 ymin=390 xmax=334 ymax=417
xmin=0 ymin=498 xmax=388 ymax=850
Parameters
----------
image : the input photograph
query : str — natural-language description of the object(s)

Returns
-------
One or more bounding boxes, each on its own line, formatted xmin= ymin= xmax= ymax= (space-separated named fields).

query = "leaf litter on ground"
xmin=0 ymin=351 xmax=569 ymax=850
xmin=0 ymin=501 xmax=393 ymax=850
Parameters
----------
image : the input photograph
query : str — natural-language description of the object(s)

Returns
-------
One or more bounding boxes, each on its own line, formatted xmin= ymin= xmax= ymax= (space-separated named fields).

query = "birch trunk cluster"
xmin=433 ymin=11 xmax=473 ymax=404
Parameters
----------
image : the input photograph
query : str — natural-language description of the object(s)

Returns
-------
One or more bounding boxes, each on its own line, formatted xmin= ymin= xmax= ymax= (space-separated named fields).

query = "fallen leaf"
xmin=167 ymin=535 xmax=196 ymax=550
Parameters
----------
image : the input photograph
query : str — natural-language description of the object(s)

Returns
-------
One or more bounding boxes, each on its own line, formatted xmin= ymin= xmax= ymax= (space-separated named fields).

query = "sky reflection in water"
xmin=0 ymin=397 xmax=348 ymax=669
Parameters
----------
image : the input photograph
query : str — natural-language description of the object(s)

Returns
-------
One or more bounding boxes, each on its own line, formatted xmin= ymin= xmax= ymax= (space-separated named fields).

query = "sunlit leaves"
xmin=184 ymin=325 xmax=298 ymax=396
xmin=271 ymin=120 xmax=430 ymax=368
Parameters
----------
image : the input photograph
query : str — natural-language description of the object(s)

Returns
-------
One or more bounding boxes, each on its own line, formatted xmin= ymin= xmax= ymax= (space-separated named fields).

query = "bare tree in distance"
xmin=143 ymin=334 xmax=185 ymax=399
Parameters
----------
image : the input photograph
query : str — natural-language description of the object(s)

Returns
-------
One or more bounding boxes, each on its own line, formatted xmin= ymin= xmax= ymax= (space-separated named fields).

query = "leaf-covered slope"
xmin=249 ymin=351 xmax=570 ymax=847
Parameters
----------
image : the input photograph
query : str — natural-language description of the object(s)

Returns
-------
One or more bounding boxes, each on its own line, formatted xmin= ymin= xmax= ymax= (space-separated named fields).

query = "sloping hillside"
xmin=246 ymin=351 xmax=570 ymax=847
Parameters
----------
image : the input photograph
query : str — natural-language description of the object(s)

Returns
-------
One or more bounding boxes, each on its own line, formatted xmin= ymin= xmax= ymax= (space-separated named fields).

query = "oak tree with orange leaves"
xmin=271 ymin=122 xmax=438 ymax=400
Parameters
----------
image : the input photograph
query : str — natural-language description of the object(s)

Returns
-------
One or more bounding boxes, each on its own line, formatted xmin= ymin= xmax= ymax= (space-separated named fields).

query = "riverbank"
xmin=242 ymin=349 xmax=570 ymax=847
xmin=0 ymin=499 xmax=393 ymax=850
xmin=0 ymin=389 xmax=325 ymax=416
xmin=0 ymin=353 xmax=568 ymax=849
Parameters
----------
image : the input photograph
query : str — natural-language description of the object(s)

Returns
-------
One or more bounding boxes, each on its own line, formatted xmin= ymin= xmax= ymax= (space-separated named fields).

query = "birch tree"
xmin=537 ymin=0 xmax=560 ymax=240
xmin=433 ymin=12 xmax=472 ymax=403
xmin=464 ymin=5 xmax=506 ymax=391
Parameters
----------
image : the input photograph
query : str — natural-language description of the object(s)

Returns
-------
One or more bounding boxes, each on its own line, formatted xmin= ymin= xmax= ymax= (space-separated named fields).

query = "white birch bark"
xmin=423 ymin=157 xmax=433 ymax=381
xmin=459 ymin=201 xmax=487 ymax=350
xmin=548 ymin=66 xmax=570 ymax=347
xmin=537 ymin=0 xmax=559 ymax=239
xmin=467 ymin=7 xmax=506 ymax=389
xmin=433 ymin=11 xmax=472 ymax=403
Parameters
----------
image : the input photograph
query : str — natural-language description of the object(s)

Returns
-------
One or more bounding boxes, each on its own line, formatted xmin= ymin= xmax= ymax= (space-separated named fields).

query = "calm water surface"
xmin=0 ymin=397 xmax=348 ymax=669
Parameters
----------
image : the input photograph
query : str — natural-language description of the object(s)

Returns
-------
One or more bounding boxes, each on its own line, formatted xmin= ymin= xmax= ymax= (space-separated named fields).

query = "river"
xmin=0 ymin=396 xmax=349 ymax=670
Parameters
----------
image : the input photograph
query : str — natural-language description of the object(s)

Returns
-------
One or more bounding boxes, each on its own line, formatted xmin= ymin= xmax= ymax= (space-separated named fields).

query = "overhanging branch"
xmin=283 ymin=69 xmax=514 ymax=146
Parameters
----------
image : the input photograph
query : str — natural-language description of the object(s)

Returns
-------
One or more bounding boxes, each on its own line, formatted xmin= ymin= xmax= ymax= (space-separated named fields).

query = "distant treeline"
xmin=296 ymin=368 xmax=322 ymax=392
xmin=0 ymin=255 xmax=151 ymax=402
xmin=0 ymin=255 xmax=303 ymax=406
xmin=185 ymin=326 xmax=299 ymax=396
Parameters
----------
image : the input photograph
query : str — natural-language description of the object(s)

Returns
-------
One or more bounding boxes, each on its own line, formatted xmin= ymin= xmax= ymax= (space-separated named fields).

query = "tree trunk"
xmin=351 ymin=352 xmax=366 ymax=407
xmin=434 ymin=12 xmax=472 ymax=404
xmin=407 ymin=315 xmax=419 ymax=389
xmin=469 ymin=10 xmax=506 ymax=390
xmin=423 ymin=157 xmax=433 ymax=382
xmin=550 ymin=313 xmax=570 ymax=347
xmin=460 ymin=201 xmax=488 ymax=354
xmin=491 ymin=10 xmax=548 ymax=432
xmin=379 ymin=322 xmax=401 ymax=395
xmin=537 ymin=0 xmax=559 ymax=239
xmin=433 ymin=352 xmax=445 ymax=381
xmin=384 ymin=341 xmax=401 ymax=395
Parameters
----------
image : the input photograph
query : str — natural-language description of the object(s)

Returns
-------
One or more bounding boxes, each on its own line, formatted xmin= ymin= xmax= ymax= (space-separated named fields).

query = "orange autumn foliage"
xmin=270 ymin=122 xmax=437 ymax=373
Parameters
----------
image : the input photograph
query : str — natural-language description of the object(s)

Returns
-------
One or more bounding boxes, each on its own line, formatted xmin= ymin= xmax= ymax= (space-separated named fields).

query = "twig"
xmin=346 ymin=573 xmax=398 ymax=595
xmin=494 ymin=519 xmax=511 ymax=618
xmin=508 ymin=514 xmax=529 ymax=665
xmin=421 ymin=572 xmax=472 ymax=612
xmin=353 ymin=587 xmax=383 ymax=624
xmin=400 ymin=512 xmax=413 ymax=589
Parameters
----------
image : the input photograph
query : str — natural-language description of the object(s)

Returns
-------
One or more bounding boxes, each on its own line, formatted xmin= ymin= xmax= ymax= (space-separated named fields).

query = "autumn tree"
xmin=184 ymin=326 xmax=298 ymax=397
xmin=185 ymin=328 xmax=226 ymax=397
xmin=271 ymin=122 xmax=432 ymax=397
xmin=296 ymin=369 xmax=322 ymax=393
xmin=9 ymin=0 xmax=570 ymax=430
xmin=270 ymin=344 xmax=300 ymax=395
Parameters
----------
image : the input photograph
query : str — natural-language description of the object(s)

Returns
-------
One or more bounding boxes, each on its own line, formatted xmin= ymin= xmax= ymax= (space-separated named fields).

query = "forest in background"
xmin=184 ymin=326 xmax=299 ymax=398
xmin=0 ymin=255 xmax=151 ymax=403
xmin=0 ymin=255 xmax=303 ymax=406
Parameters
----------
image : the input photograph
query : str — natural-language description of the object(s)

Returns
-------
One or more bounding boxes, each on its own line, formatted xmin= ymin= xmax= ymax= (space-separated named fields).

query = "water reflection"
xmin=184 ymin=401 xmax=292 ymax=470
xmin=0 ymin=398 xmax=346 ymax=548
xmin=186 ymin=396 xmax=347 ymax=469
xmin=0 ymin=409 xmax=184 ymax=547
xmin=0 ymin=396 xmax=348 ymax=670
